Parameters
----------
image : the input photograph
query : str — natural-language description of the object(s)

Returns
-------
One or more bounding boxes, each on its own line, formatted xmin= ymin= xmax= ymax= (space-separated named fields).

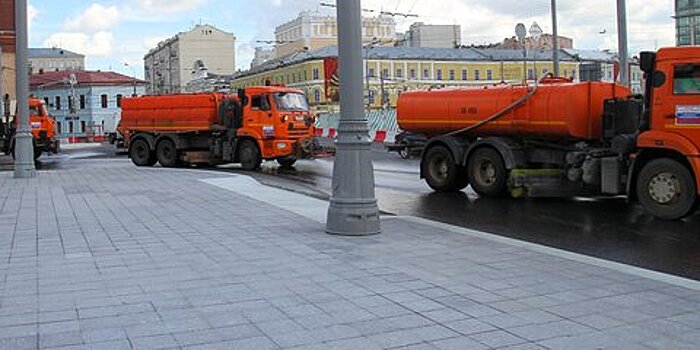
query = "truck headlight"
xmin=277 ymin=142 xmax=287 ymax=149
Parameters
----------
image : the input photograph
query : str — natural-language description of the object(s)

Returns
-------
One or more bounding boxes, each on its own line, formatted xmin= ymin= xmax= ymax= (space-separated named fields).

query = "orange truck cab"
xmin=118 ymin=86 xmax=332 ymax=169
xmin=0 ymin=97 xmax=59 ymax=160
xmin=397 ymin=47 xmax=700 ymax=220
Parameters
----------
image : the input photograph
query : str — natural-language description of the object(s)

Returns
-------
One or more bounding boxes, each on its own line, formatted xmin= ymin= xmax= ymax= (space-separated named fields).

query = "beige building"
xmin=406 ymin=22 xmax=461 ymax=49
xmin=251 ymin=47 xmax=274 ymax=68
xmin=144 ymin=24 xmax=236 ymax=95
xmin=274 ymin=11 xmax=396 ymax=58
xmin=28 ymin=48 xmax=85 ymax=74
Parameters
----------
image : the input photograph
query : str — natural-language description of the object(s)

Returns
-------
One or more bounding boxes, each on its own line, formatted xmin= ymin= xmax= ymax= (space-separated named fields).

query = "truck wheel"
xmin=422 ymin=145 xmax=467 ymax=192
xmin=238 ymin=140 xmax=261 ymax=171
xmin=467 ymin=147 xmax=508 ymax=197
xmin=636 ymin=158 xmax=696 ymax=220
xmin=130 ymin=139 xmax=156 ymax=167
xmin=33 ymin=146 xmax=42 ymax=161
xmin=277 ymin=157 xmax=297 ymax=167
xmin=156 ymin=139 xmax=180 ymax=168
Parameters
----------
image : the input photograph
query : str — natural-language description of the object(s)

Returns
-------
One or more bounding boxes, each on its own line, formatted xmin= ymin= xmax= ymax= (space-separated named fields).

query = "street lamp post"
xmin=326 ymin=0 xmax=381 ymax=236
xmin=551 ymin=0 xmax=560 ymax=76
xmin=13 ymin=0 xmax=36 ymax=178
xmin=616 ymin=0 xmax=630 ymax=86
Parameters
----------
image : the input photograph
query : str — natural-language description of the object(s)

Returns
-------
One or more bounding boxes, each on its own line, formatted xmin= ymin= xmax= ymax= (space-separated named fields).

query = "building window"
xmin=382 ymin=69 xmax=389 ymax=78
xmin=43 ymin=97 xmax=49 ymax=107
xmin=101 ymin=94 xmax=108 ymax=108
xmin=68 ymin=96 xmax=74 ymax=112
xmin=423 ymin=69 xmax=429 ymax=79
xmin=437 ymin=69 xmax=443 ymax=80
xmin=116 ymin=94 xmax=123 ymax=108
xmin=313 ymin=68 xmax=319 ymax=80
xmin=475 ymin=70 xmax=480 ymax=80
xmin=80 ymin=95 xmax=86 ymax=109
xmin=68 ymin=121 xmax=74 ymax=133
xmin=396 ymin=69 xmax=402 ymax=78
xmin=55 ymin=96 xmax=61 ymax=110
xmin=528 ymin=69 xmax=534 ymax=80
xmin=487 ymin=70 xmax=493 ymax=80
xmin=80 ymin=121 xmax=86 ymax=133
xmin=462 ymin=69 xmax=468 ymax=80
xmin=314 ymin=89 xmax=320 ymax=102
xmin=57 ymin=121 xmax=62 ymax=133
xmin=368 ymin=68 xmax=375 ymax=78
xmin=303 ymin=70 xmax=308 ymax=81
xmin=368 ymin=90 xmax=376 ymax=104
xmin=449 ymin=70 xmax=455 ymax=80
xmin=410 ymin=69 xmax=416 ymax=79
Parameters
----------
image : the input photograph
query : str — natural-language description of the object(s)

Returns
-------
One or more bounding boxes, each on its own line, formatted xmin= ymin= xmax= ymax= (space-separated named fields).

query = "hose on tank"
xmin=443 ymin=73 xmax=555 ymax=138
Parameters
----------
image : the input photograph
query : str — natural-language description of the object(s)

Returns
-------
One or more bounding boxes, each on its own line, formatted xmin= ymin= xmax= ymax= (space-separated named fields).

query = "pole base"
xmin=326 ymin=200 xmax=381 ymax=236
xmin=13 ymin=132 xmax=36 ymax=179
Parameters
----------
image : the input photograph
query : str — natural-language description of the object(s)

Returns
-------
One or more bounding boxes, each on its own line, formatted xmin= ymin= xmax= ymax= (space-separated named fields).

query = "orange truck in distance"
xmin=397 ymin=47 xmax=700 ymax=220
xmin=118 ymin=86 xmax=332 ymax=170
xmin=1 ymin=97 xmax=59 ymax=160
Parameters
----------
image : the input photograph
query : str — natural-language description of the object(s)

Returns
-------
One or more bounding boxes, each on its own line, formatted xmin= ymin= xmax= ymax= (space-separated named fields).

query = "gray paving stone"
xmin=0 ymin=335 xmax=38 ymax=350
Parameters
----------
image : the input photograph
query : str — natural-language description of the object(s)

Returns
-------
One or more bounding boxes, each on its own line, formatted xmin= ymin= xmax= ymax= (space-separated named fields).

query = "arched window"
xmin=314 ymin=89 xmax=321 ymax=102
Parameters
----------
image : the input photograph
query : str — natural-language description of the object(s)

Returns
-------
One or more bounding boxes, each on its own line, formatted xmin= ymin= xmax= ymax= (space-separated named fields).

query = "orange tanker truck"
xmin=1 ymin=97 xmax=60 ymax=160
xmin=397 ymin=47 xmax=700 ymax=220
xmin=118 ymin=86 xmax=332 ymax=169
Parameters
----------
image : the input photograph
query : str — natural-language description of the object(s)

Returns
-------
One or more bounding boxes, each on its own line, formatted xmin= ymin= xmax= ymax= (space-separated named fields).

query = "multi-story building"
xmin=231 ymin=46 xmax=584 ymax=110
xmin=499 ymin=33 xmax=574 ymax=51
xmin=405 ymin=23 xmax=461 ymax=49
xmin=251 ymin=47 xmax=275 ymax=68
xmin=274 ymin=11 xmax=396 ymax=58
xmin=30 ymin=70 xmax=145 ymax=140
xmin=144 ymin=24 xmax=236 ymax=95
xmin=28 ymin=48 xmax=85 ymax=74
xmin=0 ymin=0 xmax=16 ymax=119
xmin=675 ymin=0 xmax=700 ymax=46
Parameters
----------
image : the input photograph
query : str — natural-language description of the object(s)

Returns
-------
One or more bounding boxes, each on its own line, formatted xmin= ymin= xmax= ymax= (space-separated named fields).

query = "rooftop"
xmin=28 ymin=47 xmax=85 ymax=59
xmin=30 ymin=70 xmax=145 ymax=89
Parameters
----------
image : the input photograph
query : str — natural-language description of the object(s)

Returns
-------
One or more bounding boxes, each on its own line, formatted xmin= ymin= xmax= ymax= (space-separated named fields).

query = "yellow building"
xmin=231 ymin=46 xmax=585 ymax=110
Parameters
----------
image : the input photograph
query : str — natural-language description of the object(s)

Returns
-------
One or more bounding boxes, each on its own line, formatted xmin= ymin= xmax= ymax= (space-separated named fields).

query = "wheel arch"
xmin=628 ymin=147 xmax=699 ymax=201
xmin=464 ymin=137 xmax=524 ymax=171
xmin=130 ymin=133 xmax=156 ymax=151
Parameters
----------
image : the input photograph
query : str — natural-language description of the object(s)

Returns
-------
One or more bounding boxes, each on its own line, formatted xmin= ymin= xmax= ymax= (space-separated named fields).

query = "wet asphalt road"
xmin=4 ymin=143 xmax=699 ymax=280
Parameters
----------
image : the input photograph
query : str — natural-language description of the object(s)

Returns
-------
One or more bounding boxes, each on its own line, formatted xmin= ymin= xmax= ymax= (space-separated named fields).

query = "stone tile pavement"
xmin=1 ymin=162 xmax=699 ymax=349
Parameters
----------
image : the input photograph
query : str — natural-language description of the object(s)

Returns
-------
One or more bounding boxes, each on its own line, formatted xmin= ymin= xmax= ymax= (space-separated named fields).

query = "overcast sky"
xmin=27 ymin=0 xmax=676 ymax=78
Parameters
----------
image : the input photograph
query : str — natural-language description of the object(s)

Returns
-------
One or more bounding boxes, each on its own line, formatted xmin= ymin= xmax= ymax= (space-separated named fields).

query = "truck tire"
xmin=34 ymin=146 xmax=42 ymax=161
xmin=130 ymin=139 xmax=156 ymax=167
xmin=422 ymin=145 xmax=468 ymax=192
xmin=636 ymin=158 xmax=696 ymax=220
xmin=238 ymin=139 xmax=261 ymax=171
xmin=156 ymin=139 xmax=180 ymax=168
xmin=277 ymin=157 xmax=297 ymax=167
xmin=467 ymin=147 xmax=508 ymax=197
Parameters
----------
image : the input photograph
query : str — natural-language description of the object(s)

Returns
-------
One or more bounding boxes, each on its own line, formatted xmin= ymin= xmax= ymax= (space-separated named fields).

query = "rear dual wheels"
xmin=156 ymin=139 xmax=180 ymax=168
xmin=422 ymin=145 xmax=468 ymax=192
xmin=636 ymin=158 xmax=696 ymax=220
xmin=130 ymin=139 xmax=156 ymax=167
xmin=467 ymin=148 xmax=509 ymax=197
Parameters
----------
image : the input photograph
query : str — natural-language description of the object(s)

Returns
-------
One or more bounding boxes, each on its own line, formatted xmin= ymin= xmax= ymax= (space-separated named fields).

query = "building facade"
xmin=274 ymin=11 xmax=396 ymax=58
xmin=231 ymin=46 xmax=583 ymax=110
xmin=406 ymin=23 xmax=461 ymax=49
xmin=0 ymin=0 xmax=16 ymax=119
xmin=30 ymin=71 xmax=145 ymax=140
xmin=144 ymin=24 xmax=236 ymax=95
xmin=676 ymin=0 xmax=700 ymax=46
xmin=28 ymin=48 xmax=85 ymax=74
xmin=499 ymin=33 xmax=574 ymax=51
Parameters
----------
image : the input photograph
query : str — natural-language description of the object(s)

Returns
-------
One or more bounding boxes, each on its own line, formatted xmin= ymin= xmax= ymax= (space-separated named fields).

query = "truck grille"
xmin=288 ymin=129 xmax=310 ymax=139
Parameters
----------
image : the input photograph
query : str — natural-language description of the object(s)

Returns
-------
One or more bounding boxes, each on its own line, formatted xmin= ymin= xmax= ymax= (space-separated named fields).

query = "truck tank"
xmin=397 ymin=80 xmax=632 ymax=141
xmin=120 ymin=93 xmax=228 ymax=133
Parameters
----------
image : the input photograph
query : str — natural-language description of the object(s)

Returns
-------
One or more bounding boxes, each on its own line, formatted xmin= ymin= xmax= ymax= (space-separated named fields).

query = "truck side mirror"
xmin=640 ymin=52 xmax=656 ymax=73
xmin=652 ymin=71 xmax=666 ymax=88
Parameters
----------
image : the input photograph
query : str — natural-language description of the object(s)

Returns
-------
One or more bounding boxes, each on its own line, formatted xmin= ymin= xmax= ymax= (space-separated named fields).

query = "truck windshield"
xmin=274 ymin=93 xmax=309 ymax=111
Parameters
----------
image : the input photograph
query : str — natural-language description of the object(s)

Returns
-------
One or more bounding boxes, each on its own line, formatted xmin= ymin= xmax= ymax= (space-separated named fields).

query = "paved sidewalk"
xmin=1 ymin=161 xmax=699 ymax=350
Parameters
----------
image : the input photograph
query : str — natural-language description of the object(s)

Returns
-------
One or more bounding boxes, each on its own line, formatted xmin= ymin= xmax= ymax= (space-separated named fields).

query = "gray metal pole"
xmin=551 ymin=0 xmax=560 ymax=76
xmin=326 ymin=0 xmax=381 ymax=236
xmin=14 ymin=0 xmax=36 ymax=178
xmin=0 ymin=46 xmax=4 ymax=119
xmin=616 ymin=0 xmax=630 ymax=86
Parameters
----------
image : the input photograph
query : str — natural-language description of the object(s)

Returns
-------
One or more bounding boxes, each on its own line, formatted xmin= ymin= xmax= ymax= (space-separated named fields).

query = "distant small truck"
xmin=118 ymin=86 xmax=332 ymax=169
xmin=0 ymin=97 xmax=60 ymax=160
